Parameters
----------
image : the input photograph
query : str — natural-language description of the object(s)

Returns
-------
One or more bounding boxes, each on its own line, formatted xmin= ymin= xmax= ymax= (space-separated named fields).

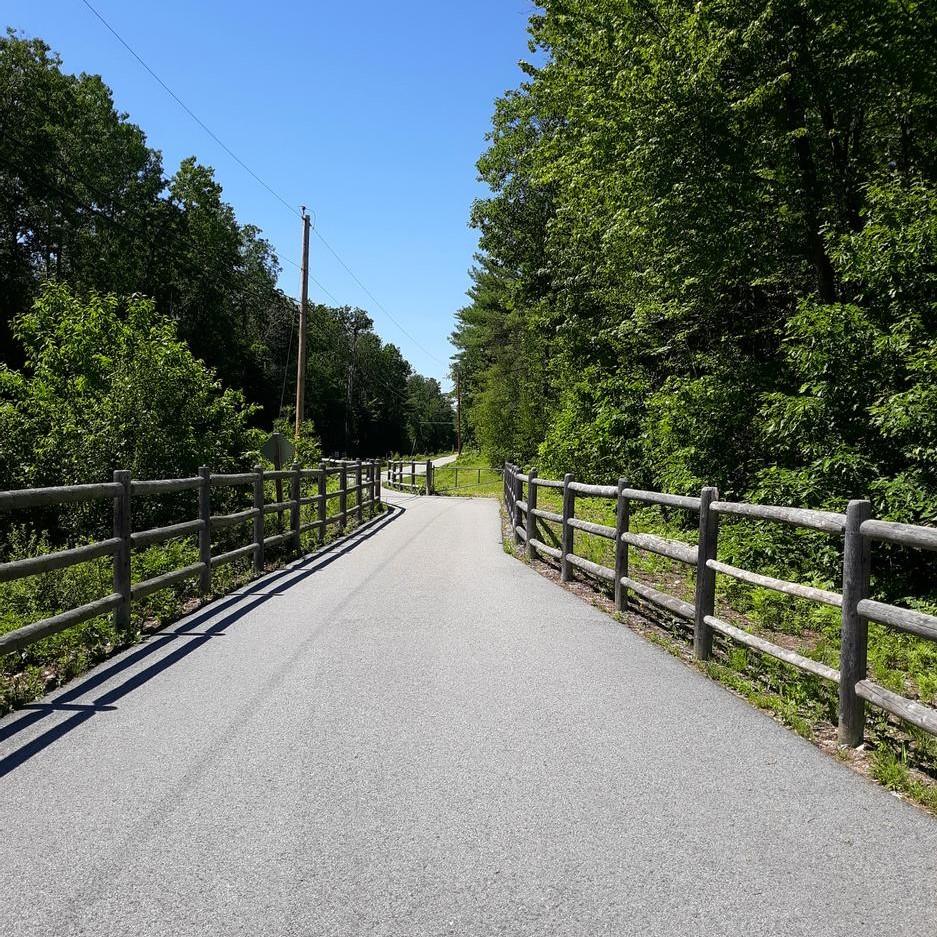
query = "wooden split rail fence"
xmin=0 ymin=459 xmax=383 ymax=657
xmin=504 ymin=462 xmax=937 ymax=747
xmin=386 ymin=459 xmax=435 ymax=495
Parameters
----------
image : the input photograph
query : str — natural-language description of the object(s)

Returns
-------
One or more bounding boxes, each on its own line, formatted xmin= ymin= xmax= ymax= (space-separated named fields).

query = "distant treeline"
xmin=0 ymin=30 xmax=454 ymax=474
xmin=453 ymin=1 xmax=937 ymax=530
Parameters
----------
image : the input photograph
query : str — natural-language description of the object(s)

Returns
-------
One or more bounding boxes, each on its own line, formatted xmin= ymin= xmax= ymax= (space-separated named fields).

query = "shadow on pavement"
xmin=0 ymin=503 xmax=405 ymax=776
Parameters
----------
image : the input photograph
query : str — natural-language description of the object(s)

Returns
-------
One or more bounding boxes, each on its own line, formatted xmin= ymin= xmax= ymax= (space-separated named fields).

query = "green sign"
xmin=261 ymin=432 xmax=294 ymax=467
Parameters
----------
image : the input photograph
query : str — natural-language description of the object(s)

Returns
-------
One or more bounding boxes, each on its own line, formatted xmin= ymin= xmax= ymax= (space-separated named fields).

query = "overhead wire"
xmin=312 ymin=229 xmax=447 ymax=367
xmin=72 ymin=0 xmax=453 ymax=423
xmin=79 ymin=0 xmax=446 ymax=373
xmin=78 ymin=0 xmax=301 ymax=220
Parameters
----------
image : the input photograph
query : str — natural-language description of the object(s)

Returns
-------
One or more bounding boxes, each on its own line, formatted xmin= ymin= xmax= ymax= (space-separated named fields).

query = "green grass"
xmin=434 ymin=450 xmax=503 ymax=497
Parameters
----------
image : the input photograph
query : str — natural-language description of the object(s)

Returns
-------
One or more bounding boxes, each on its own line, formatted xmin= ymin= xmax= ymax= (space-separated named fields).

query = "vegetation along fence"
xmin=0 ymin=459 xmax=383 ymax=657
xmin=433 ymin=466 xmax=502 ymax=495
xmin=386 ymin=459 xmax=435 ymax=495
xmin=504 ymin=462 xmax=937 ymax=747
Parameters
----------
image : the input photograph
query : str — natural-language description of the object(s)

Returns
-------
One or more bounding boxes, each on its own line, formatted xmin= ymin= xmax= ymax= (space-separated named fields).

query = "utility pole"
xmin=294 ymin=207 xmax=311 ymax=439
xmin=455 ymin=366 xmax=462 ymax=455
xmin=344 ymin=313 xmax=364 ymax=454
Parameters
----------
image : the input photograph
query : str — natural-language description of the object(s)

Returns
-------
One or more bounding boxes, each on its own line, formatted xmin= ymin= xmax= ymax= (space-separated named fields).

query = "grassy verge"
xmin=504 ymin=489 xmax=937 ymax=815
xmin=0 ymin=478 xmax=384 ymax=716
xmin=434 ymin=451 xmax=503 ymax=497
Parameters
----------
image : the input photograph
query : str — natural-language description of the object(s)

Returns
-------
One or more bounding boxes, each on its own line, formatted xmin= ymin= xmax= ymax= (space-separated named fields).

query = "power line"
xmin=313 ymin=229 xmax=447 ymax=367
xmin=78 ymin=0 xmax=300 ymax=219
xmin=81 ymin=0 xmax=448 ymax=378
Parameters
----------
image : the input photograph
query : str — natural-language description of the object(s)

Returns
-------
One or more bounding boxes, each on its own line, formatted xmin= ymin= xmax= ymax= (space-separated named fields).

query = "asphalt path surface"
xmin=2 ymin=490 xmax=937 ymax=936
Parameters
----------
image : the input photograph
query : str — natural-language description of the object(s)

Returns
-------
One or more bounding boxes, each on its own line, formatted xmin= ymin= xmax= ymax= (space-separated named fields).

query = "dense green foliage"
xmin=460 ymin=3 xmax=937 ymax=799
xmin=0 ymin=284 xmax=256 ymax=493
xmin=453 ymin=0 xmax=937 ymax=529
xmin=0 ymin=31 xmax=454 ymax=458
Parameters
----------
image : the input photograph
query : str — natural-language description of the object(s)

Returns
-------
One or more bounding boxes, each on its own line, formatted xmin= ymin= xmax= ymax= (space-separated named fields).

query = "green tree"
xmin=0 ymin=282 xmax=257 ymax=537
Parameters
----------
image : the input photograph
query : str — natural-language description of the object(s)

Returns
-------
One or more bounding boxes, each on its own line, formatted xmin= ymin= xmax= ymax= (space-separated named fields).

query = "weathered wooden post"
xmin=410 ymin=460 xmax=416 ymax=488
xmin=112 ymin=469 xmax=132 ymax=635
xmin=356 ymin=460 xmax=363 ymax=522
xmin=425 ymin=459 xmax=433 ymax=495
xmin=198 ymin=465 xmax=212 ymax=594
xmin=693 ymin=486 xmax=720 ymax=660
xmin=560 ymin=473 xmax=575 ymax=581
xmin=525 ymin=468 xmax=538 ymax=558
xmin=839 ymin=499 xmax=873 ymax=746
xmin=614 ymin=478 xmax=630 ymax=613
xmin=512 ymin=469 xmax=524 ymax=544
xmin=477 ymin=468 xmax=481 ymax=485
xmin=339 ymin=462 xmax=348 ymax=530
xmin=317 ymin=461 xmax=327 ymax=545
xmin=290 ymin=461 xmax=301 ymax=551
xmin=507 ymin=464 xmax=517 ymax=520
xmin=373 ymin=460 xmax=381 ymax=509
xmin=252 ymin=464 xmax=264 ymax=574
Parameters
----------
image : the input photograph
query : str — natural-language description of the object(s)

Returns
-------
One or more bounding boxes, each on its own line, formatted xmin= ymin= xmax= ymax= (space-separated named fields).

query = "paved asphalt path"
xmin=2 ymin=491 xmax=937 ymax=936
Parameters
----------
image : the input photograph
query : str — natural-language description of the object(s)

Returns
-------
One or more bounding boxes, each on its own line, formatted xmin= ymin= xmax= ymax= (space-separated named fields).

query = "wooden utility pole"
xmin=294 ymin=207 xmax=311 ymax=439
xmin=455 ymin=367 xmax=462 ymax=455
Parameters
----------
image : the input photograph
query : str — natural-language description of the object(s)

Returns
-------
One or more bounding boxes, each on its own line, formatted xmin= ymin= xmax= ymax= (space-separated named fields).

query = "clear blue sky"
xmin=4 ymin=0 xmax=538 ymax=387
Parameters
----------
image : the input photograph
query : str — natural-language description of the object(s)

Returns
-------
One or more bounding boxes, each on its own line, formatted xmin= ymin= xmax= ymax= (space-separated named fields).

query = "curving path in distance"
xmin=2 ymin=489 xmax=936 ymax=936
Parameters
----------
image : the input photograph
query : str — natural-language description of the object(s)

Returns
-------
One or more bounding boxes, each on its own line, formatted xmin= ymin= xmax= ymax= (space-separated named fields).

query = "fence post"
xmin=839 ymin=499 xmax=873 ymax=746
xmin=198 ymin=465 xmax=212 ymax=594
xmin=410 ymin=460 xmax=416 ymax=488
xmin=253 ymin=464 xmax=265 ymax=574
xmin=356 ymin=460 xmax=363 ymax=522
xmin=112 ymin=469 xmax=132 ymax=635
xmin=693 ymin=486 xmax=720 ymax=660
xmin=560 ymin=473 xmax=575 ymax=581
xmin=290 ymin=461 xmax=301 ymax=551
xmin=425 ymin=459 xmax=433 ymax=495
xmin=374 ymin=460 xmax=382 ymax=510
xmin=526 ymin=469 xmax=538 ymax=558
xmin=317 ymin=461 xmax=327 ymax=545
xmin=339 ymin=462 xmax=348 ymax=530
xmin=508 ymin=464 xmax=517 ymax=522
xmin=614 ymin=478 xmax=630 ymax=613
xmin=512 ymin=469 xmax=524 ymax=544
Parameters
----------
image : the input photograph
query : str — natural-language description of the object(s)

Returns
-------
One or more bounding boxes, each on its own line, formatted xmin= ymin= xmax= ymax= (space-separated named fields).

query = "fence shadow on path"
xmin=0 ymin=503 xmax=405 ymax=776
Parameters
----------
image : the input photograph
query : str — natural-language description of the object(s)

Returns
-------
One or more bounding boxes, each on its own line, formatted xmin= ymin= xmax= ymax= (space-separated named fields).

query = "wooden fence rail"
xmin=384 ymin=459 xmax=435 ymax=495
xmin=503 ymin=462 xmax=937 ymax=746
xmin=0 ymin=459 xmax=384 ymax=658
